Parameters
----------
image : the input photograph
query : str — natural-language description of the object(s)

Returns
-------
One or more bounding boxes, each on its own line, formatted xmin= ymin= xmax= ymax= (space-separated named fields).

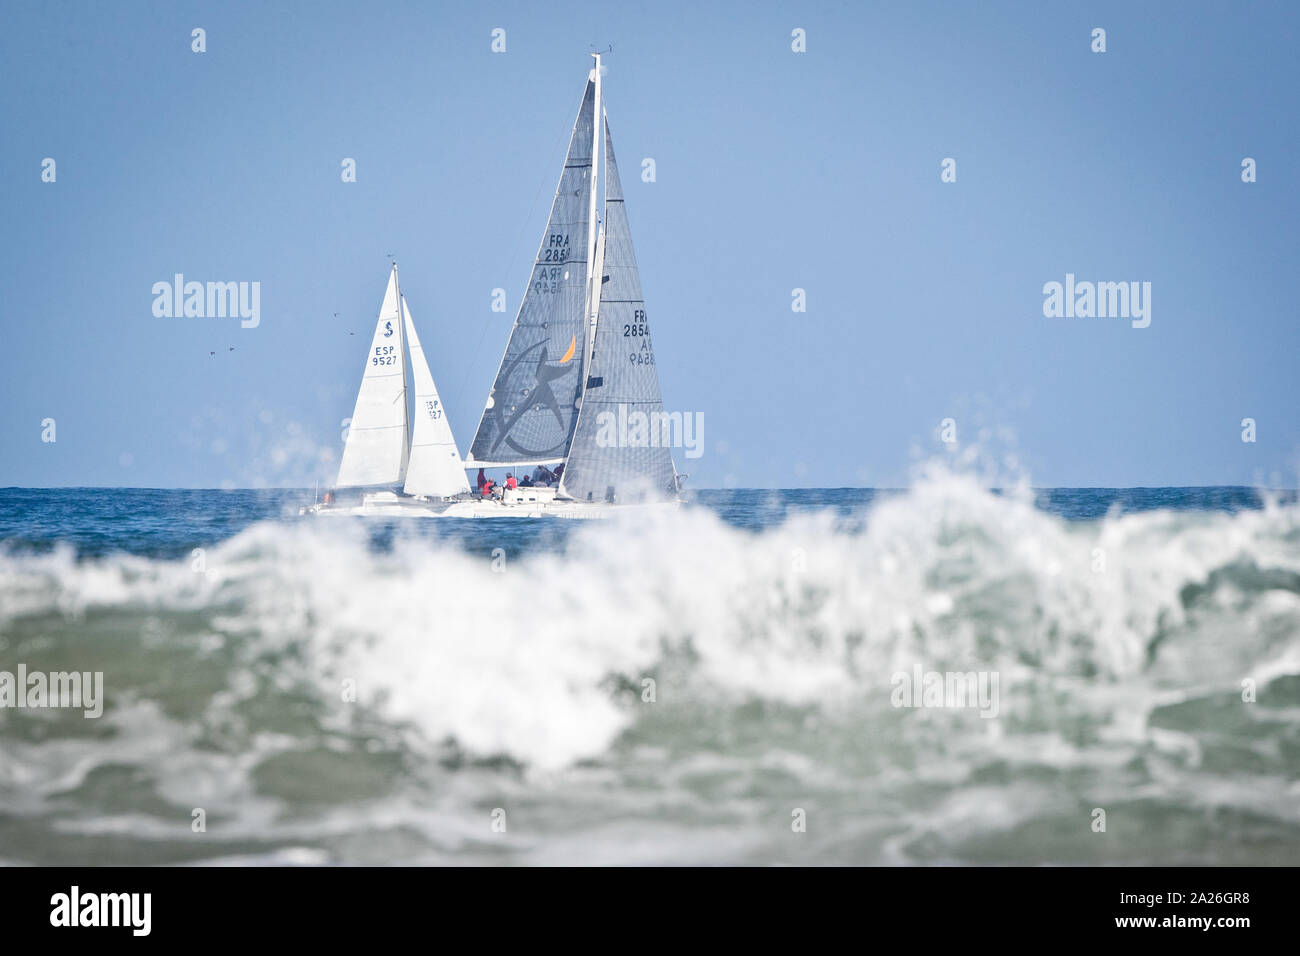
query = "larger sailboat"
xmin=311 ymin=55 xmax=680 ymax=519
xmin=456 ymin=53 xmax=679 ymax=515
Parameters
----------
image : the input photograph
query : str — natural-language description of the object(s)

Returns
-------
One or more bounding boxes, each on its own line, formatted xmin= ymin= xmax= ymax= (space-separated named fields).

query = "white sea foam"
xmin=3 ymin=473 xmax=1299 ymax=863
xmin=3 ymin=472 xmax=1297 ymax=772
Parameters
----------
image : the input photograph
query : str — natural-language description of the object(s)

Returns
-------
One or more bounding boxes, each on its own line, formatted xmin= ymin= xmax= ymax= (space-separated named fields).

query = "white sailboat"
xmin=310 ymin=55 xmax=681 ymax=519
xmin=306 ymin=263 xmax=471 ymax=516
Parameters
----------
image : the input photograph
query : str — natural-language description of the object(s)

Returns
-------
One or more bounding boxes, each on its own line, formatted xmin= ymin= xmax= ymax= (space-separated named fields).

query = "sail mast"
xmin=394 ymin=263 xmax=411 ymax=483
xmin=582 ymin=53 xmax=604 ymax=374
xmin=561 ymin=53 xmax=605 ymax=500
xmin=559 ymin=54 xmax=606 ymax=500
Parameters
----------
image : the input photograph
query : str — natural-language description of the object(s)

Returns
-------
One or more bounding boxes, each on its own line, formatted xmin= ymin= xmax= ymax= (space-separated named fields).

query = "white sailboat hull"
xmin=302 ymin=487 xmax=679 ymax=520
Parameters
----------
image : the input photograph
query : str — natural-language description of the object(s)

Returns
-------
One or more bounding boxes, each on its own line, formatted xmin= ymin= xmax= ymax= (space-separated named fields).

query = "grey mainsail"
xmin=559 ymin=116 xmax=677 ymax=503
xmin=467 ymin=80 xmax=596 ymax=466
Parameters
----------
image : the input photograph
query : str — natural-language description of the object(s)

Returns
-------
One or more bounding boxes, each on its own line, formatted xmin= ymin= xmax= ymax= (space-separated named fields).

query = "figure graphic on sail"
xmin=485 ymin=336 xmax=578 ymax=459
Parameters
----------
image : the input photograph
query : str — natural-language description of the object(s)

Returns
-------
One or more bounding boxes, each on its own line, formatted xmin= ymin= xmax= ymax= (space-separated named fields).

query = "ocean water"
xmin=1 ymin=479 xmax=1298 ymax=865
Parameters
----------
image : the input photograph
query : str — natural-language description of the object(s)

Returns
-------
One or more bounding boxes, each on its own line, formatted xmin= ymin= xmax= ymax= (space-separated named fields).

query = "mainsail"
xmin=560 ymin=116 xmax=677 ymax=502
xmin=402 ymin=297 xmax=471 ymax=498
xmin=335 ymin=266 xmax=410 ymax=487
xmin=467 ymin=79 xmax=597 ymax=467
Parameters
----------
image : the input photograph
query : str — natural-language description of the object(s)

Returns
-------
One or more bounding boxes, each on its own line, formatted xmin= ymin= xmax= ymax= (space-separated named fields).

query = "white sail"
xmin=335 ymin=266 xmax=410 ymax=488
xmin=402 ymin=297 xmax=470 ymax=498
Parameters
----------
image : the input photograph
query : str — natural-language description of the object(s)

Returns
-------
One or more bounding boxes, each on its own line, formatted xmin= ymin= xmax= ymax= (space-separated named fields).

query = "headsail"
xmin=335 ymin=266 xmax=410 ymax=488
xmin=560 ymin=116 xmax=677 ymax=503
xmin=402 ymin=297 xmax=470 ymax=498
xmin=467 ymin=79 xmax=597 ymax=466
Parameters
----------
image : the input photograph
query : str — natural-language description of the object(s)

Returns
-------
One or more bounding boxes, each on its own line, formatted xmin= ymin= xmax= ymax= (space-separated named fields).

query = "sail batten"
xmin=467 ymin=80 xmax=597 ymax=466
xmin=335 ymin=267 xmax=410 ymax=488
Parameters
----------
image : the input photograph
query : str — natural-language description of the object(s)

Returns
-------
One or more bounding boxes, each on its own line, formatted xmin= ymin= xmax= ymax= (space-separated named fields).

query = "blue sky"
xmin=2 ymin=0 xmax=1297 ymax=489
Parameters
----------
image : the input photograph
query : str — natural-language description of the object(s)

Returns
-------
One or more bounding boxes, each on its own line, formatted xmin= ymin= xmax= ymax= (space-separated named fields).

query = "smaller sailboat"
xmin=305 ymin=263 xmax=471 ymax=516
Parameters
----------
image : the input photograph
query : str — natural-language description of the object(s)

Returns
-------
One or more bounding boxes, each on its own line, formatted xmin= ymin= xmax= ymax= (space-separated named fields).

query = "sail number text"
xmin=623 ymin=310 xmax=650 ymax=337
xmin=372 ymin=345 xmax=399 ymax=366
xmin=542 ymin=233 xmax=571 ymax=263
xmin=533 ymin=234 xmax=573 ymax=292
xmin=533 ymin=266 xmax=564 ymax=294
xmin=625 ymin=311 xmax=654 ymax=365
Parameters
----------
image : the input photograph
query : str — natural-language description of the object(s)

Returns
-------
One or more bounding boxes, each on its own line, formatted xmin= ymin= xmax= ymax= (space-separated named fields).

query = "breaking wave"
xmin=2 ymin=473 xmax=1299 ymax=864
